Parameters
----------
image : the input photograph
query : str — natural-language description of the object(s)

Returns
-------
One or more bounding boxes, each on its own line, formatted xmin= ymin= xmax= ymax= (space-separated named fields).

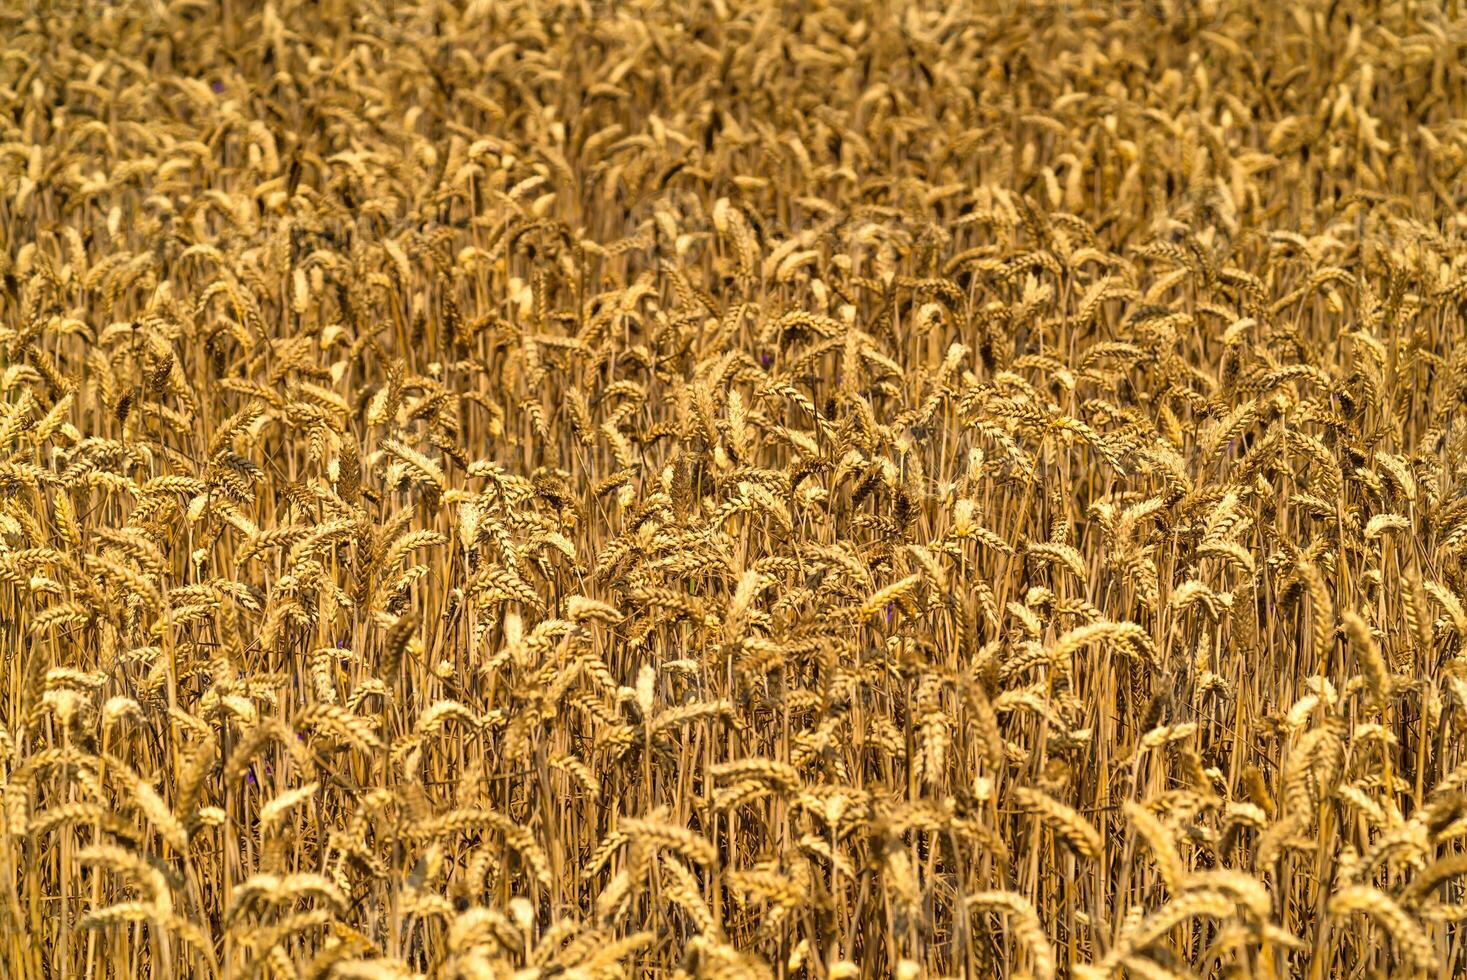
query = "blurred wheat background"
xmin=4 ymin=0 xmax=1467 ymax=976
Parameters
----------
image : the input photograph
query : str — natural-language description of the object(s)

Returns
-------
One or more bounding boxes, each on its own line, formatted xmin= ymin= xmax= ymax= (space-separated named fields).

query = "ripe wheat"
xmin=4 ymin=0 xmax=1467 ymax=976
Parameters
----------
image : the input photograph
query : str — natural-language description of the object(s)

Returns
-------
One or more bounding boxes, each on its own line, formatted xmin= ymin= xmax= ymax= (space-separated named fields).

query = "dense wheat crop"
xmin=5 ymin=0 xmax=1467 ymax=976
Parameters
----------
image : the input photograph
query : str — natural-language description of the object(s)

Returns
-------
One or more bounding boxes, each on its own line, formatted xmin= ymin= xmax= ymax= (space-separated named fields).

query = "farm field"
xmin=5 ymin=0 xmax=1467 ymax=976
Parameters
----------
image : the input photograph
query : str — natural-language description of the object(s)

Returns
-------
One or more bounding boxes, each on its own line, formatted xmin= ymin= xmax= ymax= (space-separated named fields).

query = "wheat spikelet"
xmin=1328 ymin=885 xmax=1436 ymax=973
xmin=1014 ymin=787 xmax=1103 ymax=860
xmin=967 ymin=891 xmax=1056 ymax=980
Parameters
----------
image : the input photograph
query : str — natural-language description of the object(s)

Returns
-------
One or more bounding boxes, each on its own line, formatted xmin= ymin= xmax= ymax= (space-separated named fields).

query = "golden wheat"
xmin=4 ymin=0 xmax=1467 ymax=976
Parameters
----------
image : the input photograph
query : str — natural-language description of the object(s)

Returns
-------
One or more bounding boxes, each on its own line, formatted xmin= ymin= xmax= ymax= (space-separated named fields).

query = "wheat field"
xmin=4 ymin=0 xmax=1467 ymax=976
